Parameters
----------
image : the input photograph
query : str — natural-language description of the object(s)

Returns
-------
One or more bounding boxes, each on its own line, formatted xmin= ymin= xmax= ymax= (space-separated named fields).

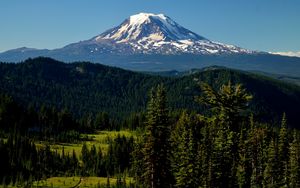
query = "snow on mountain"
xmin=97 ymin=13 xmax=203 ymax=42
xmin=80 ymin=12 xmax=254 ymax=55
xmin=0 ymin=12 xmax=257 ymax=63
xmin=1 ymin=12 xmax=300 ymax=76
xmin=270 ymin=51 xmax=300 ymax=58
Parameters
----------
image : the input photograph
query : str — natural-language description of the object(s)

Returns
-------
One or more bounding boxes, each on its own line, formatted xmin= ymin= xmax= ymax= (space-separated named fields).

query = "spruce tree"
xmin=278 ymin=113 xmax=289 ymax=187
xmin=198 ymin=82 xmax=252 ymax=132
xmin=211 ymin=122 xmax=234 ymax=188
xmin=289 ymin=131 xmax=300 ymax=187
xmin=200 ymin=122 xmax=214 ymax=187
xmin=197 ymin=82 xmax=252 ymax=187
xmin=172 ymin=112 xmax=200 ymax=187
xmin=264 ymin=138 xmax=280 ymax=187
xmin=248 ymin=119 xmax=266 ymax=187
xmin=81 ymin=143 xmax=89 ymax=176
xmin=142 ymin=84 xmax=172 ymax=188
xmin=236 ymin=129 xmax=251 ymax=188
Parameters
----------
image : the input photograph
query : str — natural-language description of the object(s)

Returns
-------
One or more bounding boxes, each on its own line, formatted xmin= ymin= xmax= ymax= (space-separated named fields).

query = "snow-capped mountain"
xmin=1 ymin=13 xmax=300 ymax=77
xmin=75 ymin=13 xmax=253 ymax=55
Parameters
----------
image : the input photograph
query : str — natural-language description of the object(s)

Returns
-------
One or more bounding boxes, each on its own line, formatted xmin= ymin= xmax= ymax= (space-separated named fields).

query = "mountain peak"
xmin=94 ymin=12 xmax=205 ymax=44
xmin=88 ymin=13 xmax=252 ymax=55
xmin=129 ymin=12 xmax=167 ymax=25
xmin=0 ymin=13 xmax=254 ymax=58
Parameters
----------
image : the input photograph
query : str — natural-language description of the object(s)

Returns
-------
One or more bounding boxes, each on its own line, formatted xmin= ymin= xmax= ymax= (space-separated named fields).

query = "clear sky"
xmin=0 ymin=0 xmax=299 ymax=53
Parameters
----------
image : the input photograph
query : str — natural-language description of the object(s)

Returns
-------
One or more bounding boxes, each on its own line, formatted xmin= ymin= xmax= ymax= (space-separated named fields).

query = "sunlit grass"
xmin=35 ymin=130 xmax=136 ymax=157
xmin=30 ymin=176 xmax=134 ymax=187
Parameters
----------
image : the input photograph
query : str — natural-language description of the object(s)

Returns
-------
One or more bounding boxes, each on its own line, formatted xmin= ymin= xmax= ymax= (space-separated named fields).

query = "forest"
xmin=0 ymin=58 xmax=300 ymax=187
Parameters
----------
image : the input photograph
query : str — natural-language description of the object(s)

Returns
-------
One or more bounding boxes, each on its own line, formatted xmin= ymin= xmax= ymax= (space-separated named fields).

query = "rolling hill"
xmin=0 ymin=57 xmax=299 ymax=127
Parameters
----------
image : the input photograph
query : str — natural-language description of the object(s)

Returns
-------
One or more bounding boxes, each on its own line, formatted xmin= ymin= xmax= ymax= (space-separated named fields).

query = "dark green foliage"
xmin=198 ymin=82 xmax=252 ymax=131
xmin=0 ymin=94 xmax=82 ymax=142
xmin=105 ymin=135 xmax=134 ymax=175
xmin=263 ymin=138 xmax=279 ymax=187
xmin=0 ymin=57 xmax=300 ymax=127
xmin=0 ymin=134 xmax=79 ymax=185
xmin=95 ymin=112 xmax=110 ymax=130
xmin=278 ymin=113 xmax=289 ymax=186
xmin=171 ymin=111 xmax=201 ymax=187
xmin=81 ymin=135 xmax=134 ymax=177
xmin=289 ymin=131 xmax=300 ymax=187
xmin=168 ymin=82 xmax=300 ymax=187
xmin=0 ymin=68 xmax=300 ymax=187
xmin=142 ymin=84 xmax=172 ymax=188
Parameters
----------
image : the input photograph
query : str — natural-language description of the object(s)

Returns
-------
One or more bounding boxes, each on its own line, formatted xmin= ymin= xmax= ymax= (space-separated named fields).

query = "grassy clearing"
xmin=30 ymin=176 xmax=134 ymax=188
xmin=32 ymin=176 xmax=80 ymax=188
xmin=35 ymin=130 xmax=136 ymax=157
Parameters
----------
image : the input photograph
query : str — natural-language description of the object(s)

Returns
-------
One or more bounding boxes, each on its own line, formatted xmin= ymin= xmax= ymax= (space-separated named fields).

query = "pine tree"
xmin=248 ymin=118 xmax=266 ymax=187
xmin=172 ymin=112 xmax=200 ymax=187
xmin=278 ymin=113 xmax=289 ymax=187
xmin=142 ymin=84 xmax=172 ymax=188
xmin=198 ymin=82 xmax=252 ymax=132
xmin=236 ymin=129 xmax=251 ymax=188
xmin=289 ymin=131 xmax=300 ymax=187
xmin=200 ymin=122 xmax=214 ymax=187
xmin=71 ymin=149 xmax=78 ymax=175
xmin=264 ymin=138 xmax=280 ymax=187
xmin=90 ymin=145 xmax=97 ymax=175
xmin=96 ymin=147 xmax=104 ymax=176
xmin=131 ymin=136 xmax=144 ymax=184
xmin=197 ymin=82 xmax=252 ymax=187
xmin=211 ymin=122 xmax=234 ymax=188
xmin=81 ymin=142 xmax=89 ymax=176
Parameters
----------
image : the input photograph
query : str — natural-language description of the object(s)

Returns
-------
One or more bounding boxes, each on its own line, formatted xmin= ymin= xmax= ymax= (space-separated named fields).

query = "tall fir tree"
xmin=211 ymin=122 xmax=234 ymax=188
xmin=289 ymin=131 xmax=300 ymax=188
xmin=264 ymin=137 xmax=280 ymax=187
xmin=198 ymin=82 xmax=252 ymax=132
xmin=172 ymin=111 xmax=201 ymax=187
xmin=278 ymin=113 xmax=289 ymax=187
xmin=142 ymin=84 xmax=172 ymax=188
xmin=236 ymin=128 xmax=251 ymax=188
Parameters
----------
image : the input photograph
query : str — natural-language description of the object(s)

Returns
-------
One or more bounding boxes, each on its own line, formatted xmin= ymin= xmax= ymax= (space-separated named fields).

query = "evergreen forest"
xmin=0 ymin=57 xmax=299 ymax=187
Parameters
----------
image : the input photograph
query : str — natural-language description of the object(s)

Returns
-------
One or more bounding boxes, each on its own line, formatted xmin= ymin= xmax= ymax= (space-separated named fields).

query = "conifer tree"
xmin=81 ymin=143 xmax=89 ymax=176
xmin=142 ymin=84 xmax=172 ymax=188
xmin=289 ymin=131 xmax=300 ymax=187
xmin=172 ymin=112 xmax=200 ymax=187
xmin=71 ymin=149 xmax=78 ymax=175
xmin=211 ymin=122 xmax=234 ymax=187
xmin=197 ymin=82 xmax=253 ymax=187
xmin=278 ymin=113 xmax=289 ymax=186
xmin=198 ymin=82 xmax=252 ymax=132
xmin=200 ymin=122 xmax=214 ymax=187
xmin=264 ymin=138 xmax=280 ymax=187
xmin=236 ymin=129 xmax=251 ymax=188
xmin=248 ymin=118 xmax=266 ymax=187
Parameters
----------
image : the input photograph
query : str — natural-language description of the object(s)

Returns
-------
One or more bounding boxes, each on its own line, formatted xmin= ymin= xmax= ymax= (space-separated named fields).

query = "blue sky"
xmin=0 ymin=0 xmax=299 ymax=53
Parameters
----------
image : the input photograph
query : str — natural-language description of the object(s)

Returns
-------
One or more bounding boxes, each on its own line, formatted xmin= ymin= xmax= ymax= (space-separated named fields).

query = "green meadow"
xmin=1 ymin=176 xmax=134 ymax=188
xmin=35 ymin=130 xmax=136 ymax=157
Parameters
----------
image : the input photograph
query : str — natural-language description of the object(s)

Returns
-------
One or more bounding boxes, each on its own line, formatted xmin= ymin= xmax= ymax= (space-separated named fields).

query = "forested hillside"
xmin=1 ymin=81 xmax=299 ymax=187
xmin=0 ymin=57 xmax=300 ymax=127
